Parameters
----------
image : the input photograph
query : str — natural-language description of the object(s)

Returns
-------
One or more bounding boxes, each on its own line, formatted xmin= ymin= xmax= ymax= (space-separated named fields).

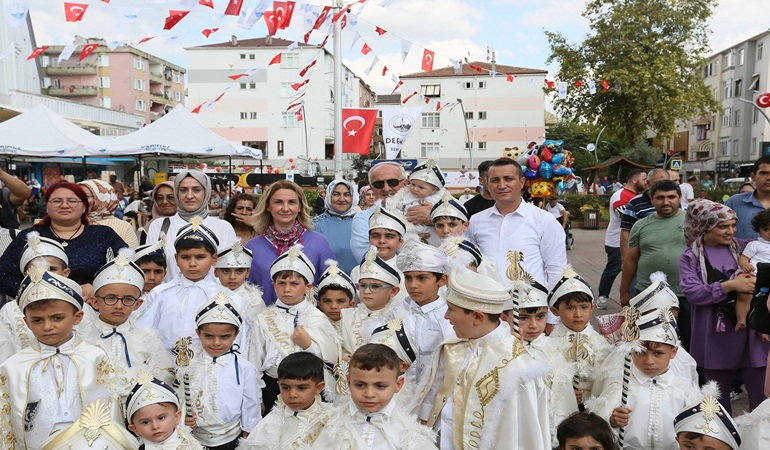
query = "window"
xmin=754 ymin=107 xmax=760 ymax=123
xmin=174 ymin=91 xmax=181 ymax=102
xmin=420 ymin=142 xmax=440 ymax=158
xmin=723 ymin=78 xmax=732 ymax=99
xmin=722 ymin=107 xmax=731 ymax=127
xmin=752 ymin=138 xmax=758 ymax=155
xmin=478 ymin=141 xmax=487 ymax=150
xmin=420 ymin=84 xmax=441 ymax=97
xmin=749 ymin=74 xmax=761 ymax=91
xmin=422 ymin=112 xmax=440 ymax=128
xmin=100 ymin=97 xmax=111 ymax=109
xmin=478 ymin=81 xmax=486 ymax=89
xmin=735 ymin=79 xmax=742 ymax=98
xmin=135 ymin=79 xmax=144 ymax=91
xmin=277 ymin=141 xmax=284 ymax=157
xmin=240 ymin=83 xmax=247 ymax=90
xmin=719 ymin=141 xmax=728 ymax=156
xmin=240 ymin=112 xmax=248 ymax=119
xmin=733 ymin=139 xmax=740 ymax=156
xmin=249 ymin=82 xmax=256 ymax=89
xmin=463 ymin=81 xmax=473 ymax=89
xmin=281 ymin=112 xmax=299 ymax=127
xmin=703 ymin=62 xmax=714 ymax=78
xmin=758 ymin=42 xmax=764 ymax=61
xmin=465 ymin=111 xmax=474 ymax=120
xmin=249 ymin=54 xmax=255 ymax=60
xmin=734 ymin=109 xmax=741 ymax=127
xmin=250 ymin=112 xmax=257 ymax=119
xmin=133 ymin=57 xmax=143 ymax=70
xmin=712 ymin=87 xmax=718 ymax=100
xmin=98 ymin=77 xmax=110 ymax=88
xmin=724 ymin=50 xmax=735 ymax=68
xmin=478 ymin=111 xmax=488 ymax=120
xmin=52 ymin=79 xmax=60 ymax=88
xmin=174 ymin=72 xmax=181 ymax=83
xmin=98 ymin=54 xmax=109 ymax=67
xmin=738 ymin=48 xmax=745 ymax=66
xmin=281 ymin=52 xmax=300 ymax=69
xmin=281 ymin=82 xmax=293 ymax=97
xmin=240 ymin=54 xmax=246 ymax=60
xmin=135 ymin=100 xmax=145 ymax=112
xmin=711 ymin=115 xmax=716 ymax=130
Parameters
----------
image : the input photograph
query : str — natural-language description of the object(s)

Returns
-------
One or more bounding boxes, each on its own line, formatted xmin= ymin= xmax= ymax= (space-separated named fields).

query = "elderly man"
xmin=468 ymin=158 xmax=566 ymax=288
xmin=349 ymin=161 xmax=433 ymax=262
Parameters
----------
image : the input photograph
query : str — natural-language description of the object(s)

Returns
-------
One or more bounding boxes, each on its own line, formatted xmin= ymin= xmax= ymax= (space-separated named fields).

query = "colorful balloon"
xmin=540 ymin=147 xmax=553 ymax=163
xmin=524 ymin=169 xmax=540 ymax=180
xmin=529 ymin=155 xmax=541 ymax=170
xmin=552 ymin=153 xmax=565 ymax=165
xmin=553 ymin=164 xmax=572 ymax=176
xmin=539 ymin=161 xmax=553 ymax=180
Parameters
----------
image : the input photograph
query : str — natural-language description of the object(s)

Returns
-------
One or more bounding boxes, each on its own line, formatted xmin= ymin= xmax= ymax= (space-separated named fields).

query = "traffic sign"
xmin=670 ymin=159 xmax=682 ymax=170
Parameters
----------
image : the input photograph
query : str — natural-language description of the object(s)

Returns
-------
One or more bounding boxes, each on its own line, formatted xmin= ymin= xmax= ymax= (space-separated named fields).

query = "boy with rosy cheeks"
xmin=125 ymin=372 xmax=202 ymax=449
xmin=315 ymin=260 xmax=356 ymax=332
xmin=182 ymin=292 xmax=261 ymax=449
xmin=503 ymin=274 xmax=550 ymax=351
xmin=239 ymin=352 xmax=332 ymax=449
xmin=250 ymin=246 xmax=339 ymax=413
xmin=430 ymin=191 xmax=470 ymax=240
xmin=214 ymin=241 xmax=266 ymax=318
xmin=313 ymin=344 xmax=437 ymax=449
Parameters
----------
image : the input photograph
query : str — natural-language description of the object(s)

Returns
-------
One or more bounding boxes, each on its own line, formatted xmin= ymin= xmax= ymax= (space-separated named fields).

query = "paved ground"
xmin=568 ymin=227 xmax=751 ymax=416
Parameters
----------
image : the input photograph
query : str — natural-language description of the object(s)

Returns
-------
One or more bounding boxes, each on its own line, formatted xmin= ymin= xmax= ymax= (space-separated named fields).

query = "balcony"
xmin=46 ymin=85 xmax=98 ymax=97
xmin=149 ymin=73 xmax=163 ymax=84
xmin=149 ymin=93 xmax=169 ymax=105
xmin=45 ymin=64 xmax=97 ymax=75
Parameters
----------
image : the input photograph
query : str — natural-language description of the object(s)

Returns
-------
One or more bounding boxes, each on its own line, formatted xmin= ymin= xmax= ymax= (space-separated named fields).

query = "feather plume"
xmin=649 ymin=271 xmax=667 ymax=283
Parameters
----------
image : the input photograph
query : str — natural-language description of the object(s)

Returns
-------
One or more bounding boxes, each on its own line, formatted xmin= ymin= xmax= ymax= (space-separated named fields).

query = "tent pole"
xmin=228 ymin=156 xmax=232 ymax=193
xmin=82 ymin=156 xmax=87 ymax=180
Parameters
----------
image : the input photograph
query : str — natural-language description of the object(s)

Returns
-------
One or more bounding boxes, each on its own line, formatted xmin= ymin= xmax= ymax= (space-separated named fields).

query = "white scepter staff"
xmin=172 ymin=336 xmax=195 ymax=418
xmin=505 ymin=250 xmax=525 ymax=335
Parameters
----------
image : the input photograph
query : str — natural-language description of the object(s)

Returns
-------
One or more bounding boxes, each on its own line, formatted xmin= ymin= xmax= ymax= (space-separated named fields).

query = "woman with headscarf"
xmin=679 ymin=199 xmax=770 ymax=413
xmin=359 ymin=185 xmax=375 ymax=210
xmin=138 ymin=181 xmax=177 ymax=245
xmin=145 ymin=170 xmax=237 ymax=281
xmin=312 ymin=179 xmax=359 ymax=273
xmin=78 ymin=179 xmax=139 ymax=248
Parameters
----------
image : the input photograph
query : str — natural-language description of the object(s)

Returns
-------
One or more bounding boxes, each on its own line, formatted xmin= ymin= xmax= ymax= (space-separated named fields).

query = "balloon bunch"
xmin=502 ymin=140 xmax=576 ymax=198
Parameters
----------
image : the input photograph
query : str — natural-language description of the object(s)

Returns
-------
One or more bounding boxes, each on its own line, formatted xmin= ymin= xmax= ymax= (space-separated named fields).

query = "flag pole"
xmin=332 ymin=0 xmax=343 ymax=179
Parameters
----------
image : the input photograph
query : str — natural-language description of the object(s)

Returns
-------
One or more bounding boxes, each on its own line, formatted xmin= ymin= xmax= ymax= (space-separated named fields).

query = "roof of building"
xmin=191 ymin=37 xmax=317 ymax=49
xmin=401 ymin=61 xmax=547 ymax=79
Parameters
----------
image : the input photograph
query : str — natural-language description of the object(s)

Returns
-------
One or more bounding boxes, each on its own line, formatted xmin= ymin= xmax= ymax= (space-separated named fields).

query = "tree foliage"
xmin=622 ymin=137 xmax=661 ymax=166
xmin=545 ymin=0 xmax=719 ymax=148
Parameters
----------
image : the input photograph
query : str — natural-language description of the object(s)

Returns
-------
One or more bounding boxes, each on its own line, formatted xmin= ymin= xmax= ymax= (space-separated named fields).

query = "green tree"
xmin=545 ymin=0 xmax=719 ymax=148
xmin=622 ymin=137 xmax=660 ymax=166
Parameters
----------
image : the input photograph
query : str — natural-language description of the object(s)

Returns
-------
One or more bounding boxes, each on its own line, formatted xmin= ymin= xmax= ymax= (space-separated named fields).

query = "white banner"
xmin=381 ymin=105 xmax=422 ymax=160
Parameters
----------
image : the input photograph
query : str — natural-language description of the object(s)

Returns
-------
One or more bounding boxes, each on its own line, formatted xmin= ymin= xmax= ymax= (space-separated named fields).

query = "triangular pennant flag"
xmin=330 ymin=7 xmax=345 ymax=23
xmin=435 ymin=101 xmax=441 ymax=111
xmin=199 ymin=0 xmax=214 ymax=7
xmin=588 ymin=80 xmax=596 ymax=95
xmin=400 ymin=39 xmax=411 ymax=62
xmin=340 ymin=13 xmax=347 ymax=30
xmin=375 ymin=26 xmax=386 ymax=35
xmin=349 ymin=32 xmax=361 ymax=52
xmin=402 ymin=91 xmax=418 ymax=104
xmin=381 ymin=66 xmax=388 ymax=76
xmin=58 ymin=44 xmax=77 ymax=63
xmin=313 ymin=5 xmax=330 ymax=30
xmin=63 ymin=2 xmax=88 ymax=22
xmin=544 ymin=79 xmax=555 ymax=89
xmin=79 ymin=43 xmax=99 ymax=61
xmin=390 ymin=80 xmax=403 ymax=95
xmin=363 ymin=56 xmax=379 ymax=76
xmin=299 ymin=59 xmax=316 ymax=77
xmin=469 ymin=64 xmax=483 ymax=73
xmin=575 ymin=81 xmax=583 ymax=88
xmin=224 ymin=0 xmax=244 ymax=16
xmin=361 ymin=43 xmax=372 ymax=55
xmin=558 ymin=81 xmax=568 ymax=99
xmin=201 ymin=28 xmax=219 ymax=38
xmin=291 ymin=79 xmax=309 ymax=90
xmin=27 ymin=46 xmax=47 ymax=60
xmin=602 ymin=79 xmax=609 ymax=92
xmin=107 ymin=40 xmax=126 ymax=50
xmin=192 ymin=103 xmax=204 ymax=113
xmin=269 ymin=53 xmax=282 ymax=65
xmin=506 ymin=74 xmax=515 ymax=83
xmin=164 ymin=10 xmax=190 ymax=30
xmin=228 ymin=67 xmax=260 ymax=80
xmin=450 ymin=58 xmax=461 ymax=71
xmin=137 ymin=36 xmax=157 ymax=45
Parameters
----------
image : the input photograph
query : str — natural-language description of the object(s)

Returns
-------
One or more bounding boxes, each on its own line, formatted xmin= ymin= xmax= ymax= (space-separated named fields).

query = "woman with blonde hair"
xmin=245 ymin=180 xmax=335 ymax=305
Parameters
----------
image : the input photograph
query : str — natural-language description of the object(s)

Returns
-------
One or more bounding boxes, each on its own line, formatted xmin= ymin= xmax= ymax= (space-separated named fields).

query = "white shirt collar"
xmin=347 ymin=396 xmax=397 ymax=420
xmin=144 ymin=429 xmax=181 ymax=449
xmin=490 ymin=199 xmax=529 ymax=218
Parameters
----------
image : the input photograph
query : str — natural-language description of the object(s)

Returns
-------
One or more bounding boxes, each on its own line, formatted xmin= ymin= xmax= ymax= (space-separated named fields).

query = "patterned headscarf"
xmin=684 ymin=199 xmax=741 ymax=283
xmin=78 ymin=179 xmax=117 ymax=222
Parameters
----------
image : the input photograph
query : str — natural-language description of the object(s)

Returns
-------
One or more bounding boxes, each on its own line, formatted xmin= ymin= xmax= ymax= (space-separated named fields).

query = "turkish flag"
xmin=199 ymin=0 xmax=213 ymax=7
xmin=361 ymin=43 xmax=371 ymax=55
xmin=375 ymin=26 xmax=387 ymax=35
xmin=291 ymin=79 xmax=309 ymax=90
xmin=64 ymin=2 xmax=89 ymax=22
xmin=469 ymin=64 xmax=483 ymax=73
xmin=269 ymin=53 xmax=282 ymax=66
xmin=201 ymin=28 xmax=219 ymax=38
xmin=224 ymin=0 xmax=243 ymax=16
xmin=192 ymin=103 xmax=204 ymax=114
xmin=602 ymin=79 xmax=609 ymax=92
xmin=313 ymin=6 xmax=331 ymax=30
xmin=299 ymin=59 xmax=316 ymax=77
xmin=264 ymin=10 xmax=279 ymax=36
xmin=273 ymin=1 xmax=294 ymax=29
xmin=575 ymin=81 xmax=583 ymax=88
xmin=295 ymin=108 xmax=303 ymax=121
xmin=27 ymin=47 xmax=48 ymax=60
xmin=421 ymin=49 xmax=434 ymax=72
xmin=79 ymin=43 xmax=99 ymax=61
xmin=164 ymin=10 xmax=190 ymax=30
xmin=544 ymin=79 xmax=555 ymax=90
xmin=138 ymin=36 xmax=156 ymax=45
xmin=507 ymin=74 xmax=515 ymax=82
xmin=341 ymin=108 xmax=377 ymax=155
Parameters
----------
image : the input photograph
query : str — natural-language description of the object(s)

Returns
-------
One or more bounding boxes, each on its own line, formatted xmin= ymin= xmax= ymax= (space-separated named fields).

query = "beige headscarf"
xmin=78 ymin=179 xmax=117 ymax=222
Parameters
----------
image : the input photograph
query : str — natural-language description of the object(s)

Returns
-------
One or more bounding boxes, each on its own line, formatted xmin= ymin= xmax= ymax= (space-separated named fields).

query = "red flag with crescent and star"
xmin=164 ymin=10 xmax=190 ymax=30
xmin=421 ymin=49 xmax=434 ymax=72
xmin=341 ymin=108 xmax=377 ymax=155
xmin=79 ymin=43 xmax=99 ymax=61
xmin=313 ymin=6 xmax=331 ymax=30
xmin=64 ymin=2 xmax=89 ymax=22
xmin=27 ymin=47 xmax=48 ymax=60
xmin=264 ymin=10 xmax=279 ymax=35
xmin=224 ymin=0 xmax=243 ymax=16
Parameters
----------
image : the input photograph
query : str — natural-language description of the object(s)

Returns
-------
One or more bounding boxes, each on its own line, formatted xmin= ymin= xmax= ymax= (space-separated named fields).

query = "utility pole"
xmin=332 ymin=0 xmax=344 ymax=179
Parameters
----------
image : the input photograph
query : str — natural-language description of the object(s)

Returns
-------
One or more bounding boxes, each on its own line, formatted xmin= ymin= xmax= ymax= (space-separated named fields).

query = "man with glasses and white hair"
xmin=350 ymin=161 xmax=433 ymax=262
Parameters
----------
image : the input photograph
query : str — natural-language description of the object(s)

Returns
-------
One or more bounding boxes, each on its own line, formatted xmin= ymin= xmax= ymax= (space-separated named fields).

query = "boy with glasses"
xmin=81 ymin=249 xmax=174 ymax=394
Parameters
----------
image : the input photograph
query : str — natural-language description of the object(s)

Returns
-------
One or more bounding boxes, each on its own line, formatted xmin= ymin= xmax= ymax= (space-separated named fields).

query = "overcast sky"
xmin=28 ymin=0 xmax=769 ymax=96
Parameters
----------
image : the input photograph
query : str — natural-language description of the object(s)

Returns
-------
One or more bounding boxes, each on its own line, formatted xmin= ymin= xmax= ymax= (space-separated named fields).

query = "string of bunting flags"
xmin=4 ymin=0 xmax=618 ymax=116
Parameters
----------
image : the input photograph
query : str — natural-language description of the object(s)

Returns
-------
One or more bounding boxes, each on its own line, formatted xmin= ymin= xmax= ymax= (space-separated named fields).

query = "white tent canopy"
xmin=94 ymin=105 xmax=262 ymax=159
xmin=0 ymin=105 xmax=104 ymax=157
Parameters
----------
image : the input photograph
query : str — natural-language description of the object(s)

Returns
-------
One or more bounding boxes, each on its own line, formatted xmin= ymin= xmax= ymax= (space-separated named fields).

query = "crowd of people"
xmin=0 ymin=157 xmax=768 ymax=449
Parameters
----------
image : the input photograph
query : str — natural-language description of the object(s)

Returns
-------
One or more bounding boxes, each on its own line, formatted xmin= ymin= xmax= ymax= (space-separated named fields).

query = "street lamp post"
xmin=457 ymin=98 xmax=473 ymax=168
